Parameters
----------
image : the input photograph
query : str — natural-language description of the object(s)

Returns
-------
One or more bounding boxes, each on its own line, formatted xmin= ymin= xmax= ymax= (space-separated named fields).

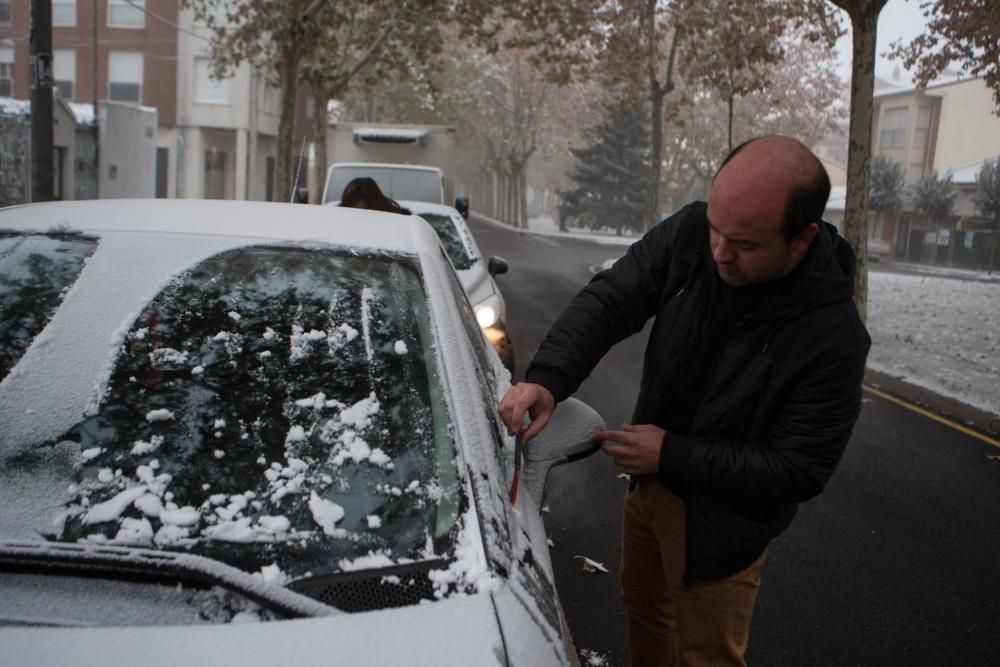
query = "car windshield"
xmin=3 ymin=245 xmax=460 ymax=581
xmin=0 ymin=233 xmax=98 ymax=383
xmin=326 ymin=166 xmax=443 ymax=204
xmin=418 ymin=213 xmax=476 ymax=271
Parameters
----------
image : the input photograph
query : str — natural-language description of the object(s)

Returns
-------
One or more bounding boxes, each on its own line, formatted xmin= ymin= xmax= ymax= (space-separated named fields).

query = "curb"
xmin=863 ymin=368 xmax=999 ymax=437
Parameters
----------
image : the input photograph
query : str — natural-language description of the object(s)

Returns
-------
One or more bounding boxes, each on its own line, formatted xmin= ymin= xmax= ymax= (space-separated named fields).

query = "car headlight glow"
xmin=474 ymin=295 xmax=500 ymax=328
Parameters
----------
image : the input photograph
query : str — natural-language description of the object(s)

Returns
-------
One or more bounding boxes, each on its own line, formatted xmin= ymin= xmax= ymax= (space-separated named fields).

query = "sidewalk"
xmin=864 ymin=368 xmax=1000 ymax=437
xmin=870 ymin=257 xmax=1000 ymax=284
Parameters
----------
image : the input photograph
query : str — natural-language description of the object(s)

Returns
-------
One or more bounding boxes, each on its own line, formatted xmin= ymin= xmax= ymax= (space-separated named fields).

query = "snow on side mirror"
xmin=521 ymin=397 xmax=605 ymax=506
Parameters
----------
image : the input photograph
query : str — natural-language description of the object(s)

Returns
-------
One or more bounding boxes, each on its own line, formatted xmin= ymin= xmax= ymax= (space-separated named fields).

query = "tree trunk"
xmin=645 ymin=10 xmax=681 ymax=231
xmin=519 ymin=166 xmax=529 ymax=228
xmin=727 ymin=93 xmax=735 ymax=153
xmin=837 ymin=0 xmax=888 ymax=323
xmin=312 ymin=87 xmax=330 ymax=204
xmin=274 ymin=45 xmax=300 ymax=204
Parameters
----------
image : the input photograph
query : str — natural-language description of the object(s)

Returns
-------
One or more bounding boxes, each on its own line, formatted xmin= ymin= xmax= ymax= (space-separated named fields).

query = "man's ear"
xmin=791 ymin=222 xmax=820 ymax=255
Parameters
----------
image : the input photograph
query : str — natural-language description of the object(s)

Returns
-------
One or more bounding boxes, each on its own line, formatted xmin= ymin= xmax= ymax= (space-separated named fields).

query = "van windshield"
xmin=326 ymin=166 xmax=443 ymax=205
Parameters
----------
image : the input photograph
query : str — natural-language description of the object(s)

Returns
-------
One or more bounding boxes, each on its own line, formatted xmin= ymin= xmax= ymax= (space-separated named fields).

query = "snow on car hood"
xmin=1 ymin=591 xmax=506 ymax=667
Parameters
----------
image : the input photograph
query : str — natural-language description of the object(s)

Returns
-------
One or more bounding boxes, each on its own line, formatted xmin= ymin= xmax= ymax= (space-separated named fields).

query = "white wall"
xmin=99 ymin=102 xmax=158 ymax=198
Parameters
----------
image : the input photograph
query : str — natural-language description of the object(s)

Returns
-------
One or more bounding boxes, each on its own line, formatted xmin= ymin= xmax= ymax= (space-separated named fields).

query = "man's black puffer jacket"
xmin=526 ymin=202 xmax=871 ymax=583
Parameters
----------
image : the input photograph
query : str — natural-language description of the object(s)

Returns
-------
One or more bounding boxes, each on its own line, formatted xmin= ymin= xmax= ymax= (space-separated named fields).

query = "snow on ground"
xmin=867 ymin=270 xmax=999 ymax=415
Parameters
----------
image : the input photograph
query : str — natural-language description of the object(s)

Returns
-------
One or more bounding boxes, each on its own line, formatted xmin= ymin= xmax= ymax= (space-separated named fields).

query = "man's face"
xmin=707 ymin=170 xmax=818 ymax=287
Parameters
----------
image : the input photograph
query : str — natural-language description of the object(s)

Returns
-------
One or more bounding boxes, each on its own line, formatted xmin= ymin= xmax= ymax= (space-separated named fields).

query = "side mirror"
xmin=454 ymin=196 xmax=469 ymax=219
xmin=521 ymin=398 xmax=605 ymax=505
xmin=487 ymin=256 xmax=508 ymax=277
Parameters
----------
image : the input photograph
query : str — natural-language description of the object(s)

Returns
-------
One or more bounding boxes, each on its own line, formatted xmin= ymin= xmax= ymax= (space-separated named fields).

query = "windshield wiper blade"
xmin=0 ymin=540 xmax=340 ymax=619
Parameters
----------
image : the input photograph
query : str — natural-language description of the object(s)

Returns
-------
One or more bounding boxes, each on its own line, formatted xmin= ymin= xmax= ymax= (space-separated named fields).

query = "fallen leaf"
xmin=575 ymin=555 xmax=609 ymax=573
xmin=579 ymin=649 xmax=609 ymax=666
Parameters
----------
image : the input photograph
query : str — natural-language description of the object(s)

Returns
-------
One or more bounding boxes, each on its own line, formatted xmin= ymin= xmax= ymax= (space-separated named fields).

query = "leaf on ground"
xmin=575 ymin=555 xmax=609 ymax=573
xmin=579 ymin=648 xmax=609 ymax=666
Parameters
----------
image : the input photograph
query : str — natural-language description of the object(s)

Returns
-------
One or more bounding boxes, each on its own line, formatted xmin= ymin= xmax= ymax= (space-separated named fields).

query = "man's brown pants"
xmin=621 ymin=477 xmax=766 ymax=667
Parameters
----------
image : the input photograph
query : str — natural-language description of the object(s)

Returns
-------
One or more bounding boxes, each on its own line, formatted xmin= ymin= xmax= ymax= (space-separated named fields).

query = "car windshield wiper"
xmin=0 ymin=540 xmax=340 ymax=619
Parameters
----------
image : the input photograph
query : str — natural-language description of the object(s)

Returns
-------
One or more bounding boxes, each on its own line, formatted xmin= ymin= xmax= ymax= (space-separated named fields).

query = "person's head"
xmin=706 ymin=135 xmax=830 ymax=286
xmin=339 ymin=177 xmax=404 ymax=214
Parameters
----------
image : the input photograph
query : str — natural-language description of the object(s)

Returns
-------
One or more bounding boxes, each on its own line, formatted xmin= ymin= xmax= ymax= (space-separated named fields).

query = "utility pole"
xmin=92 ymin=0 xmax=100 ymax=198
xmin=30 ymin=0 xmax=54 ymax=202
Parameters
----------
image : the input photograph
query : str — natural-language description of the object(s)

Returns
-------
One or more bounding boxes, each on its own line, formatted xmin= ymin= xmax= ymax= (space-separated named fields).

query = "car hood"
xmin=1 ymin=592 xmax=505 ymax=667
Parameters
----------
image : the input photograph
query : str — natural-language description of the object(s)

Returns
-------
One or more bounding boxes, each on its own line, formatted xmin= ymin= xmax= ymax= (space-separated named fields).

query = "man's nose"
xmin=713 ymin=237 xmax=735 ymax=263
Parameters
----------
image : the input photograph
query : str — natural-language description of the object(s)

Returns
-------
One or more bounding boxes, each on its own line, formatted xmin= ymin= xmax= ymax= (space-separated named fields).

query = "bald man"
xmin=498 ymin=136 xmax=870 ymax=666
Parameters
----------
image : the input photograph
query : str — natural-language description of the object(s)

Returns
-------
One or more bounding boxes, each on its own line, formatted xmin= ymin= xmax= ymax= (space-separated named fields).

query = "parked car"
xmin=400 ymin=200 xmax=515 ymax=375
xmin=0 ymin=199 xmax=603 ymax=666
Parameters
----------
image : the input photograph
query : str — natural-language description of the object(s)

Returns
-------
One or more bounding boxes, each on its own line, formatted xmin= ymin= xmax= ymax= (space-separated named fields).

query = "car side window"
xmin=0 ymin=233 xmax=99 ymax=382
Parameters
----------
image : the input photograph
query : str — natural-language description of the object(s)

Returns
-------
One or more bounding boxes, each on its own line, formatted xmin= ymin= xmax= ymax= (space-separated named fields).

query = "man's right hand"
xmin=497 ymin=382 xmax=556 ymax=443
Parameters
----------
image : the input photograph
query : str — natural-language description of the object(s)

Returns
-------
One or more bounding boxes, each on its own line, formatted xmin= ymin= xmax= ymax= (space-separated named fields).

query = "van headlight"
xmin=474 ymin=295 xmax=501 ymax=329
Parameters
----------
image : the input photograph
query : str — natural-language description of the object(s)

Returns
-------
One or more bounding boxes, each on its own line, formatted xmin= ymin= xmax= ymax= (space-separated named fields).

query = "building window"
xmin=204 ymin=150 xmax=227 ymax=199
xmin=194 ymin=58 xmax=231 ymax=104
xmin=913 ymin=105 xmax=931 ymax=149
xmin=0 ymin=1 xmax=11 ymax=25
xmin=54 ymin=49 xmax=76 ymax=100
xmin=0 ymin=42 xmax=13 ymax=97
xmin=879 ymin=106 xmax=907 ymax=150
xmin=108 ymin=51 xmax=143 ymax=103
xmin=108 ymin=0 xmax=145 ymax=28
xmin=53 ymin=0 xmax=76 ymax=27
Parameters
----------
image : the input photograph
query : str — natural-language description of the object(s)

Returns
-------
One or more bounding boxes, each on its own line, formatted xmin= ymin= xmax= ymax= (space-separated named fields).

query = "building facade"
xmin=0 ymin=1 xmax=303 ymax=203
xmin=870 ymin=76 xmax=1000 ymax=264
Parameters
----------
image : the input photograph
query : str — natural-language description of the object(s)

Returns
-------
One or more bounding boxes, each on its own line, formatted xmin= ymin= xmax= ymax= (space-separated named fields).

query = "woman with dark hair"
xmin=339 ymin=177 xmax=411 ymax=215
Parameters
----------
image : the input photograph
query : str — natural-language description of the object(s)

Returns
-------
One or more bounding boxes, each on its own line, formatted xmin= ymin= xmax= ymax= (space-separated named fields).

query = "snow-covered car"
xmin=0 ymin=200 xmax=604 ymax=666
xmin=400 ymin=200 xmax=515 ymax=374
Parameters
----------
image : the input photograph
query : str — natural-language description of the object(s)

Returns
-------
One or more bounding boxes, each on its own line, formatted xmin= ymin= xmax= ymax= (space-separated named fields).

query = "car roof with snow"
xmin=329 ymin=162 xmax=442 ymax=173
xmin=0 ymin=199 xmax=442 ymax=254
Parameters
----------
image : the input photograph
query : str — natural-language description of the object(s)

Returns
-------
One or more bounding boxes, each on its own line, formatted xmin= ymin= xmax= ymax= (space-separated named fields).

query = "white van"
xmin=321 ymin=163 xmax=443 ymax=206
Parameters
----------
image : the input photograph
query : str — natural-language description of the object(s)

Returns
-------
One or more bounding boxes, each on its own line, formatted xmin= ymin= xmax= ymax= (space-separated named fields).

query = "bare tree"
xmin=828 ymin=0 xmax=889 ymax=322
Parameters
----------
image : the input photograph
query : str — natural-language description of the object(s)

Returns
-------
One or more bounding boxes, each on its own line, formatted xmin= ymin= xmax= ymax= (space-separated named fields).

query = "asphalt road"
xmin=470 ymin=214 xmax=1000 ymax=667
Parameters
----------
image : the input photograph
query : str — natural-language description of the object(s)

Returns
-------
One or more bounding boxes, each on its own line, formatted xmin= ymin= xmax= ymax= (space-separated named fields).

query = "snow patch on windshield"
xmin=83 ymin=486 xmax=148 ymax=524
xmin=308 ymin=491 xmax=345 ymax=535
xmin=145 ymin=409 xmax=175 ymax=423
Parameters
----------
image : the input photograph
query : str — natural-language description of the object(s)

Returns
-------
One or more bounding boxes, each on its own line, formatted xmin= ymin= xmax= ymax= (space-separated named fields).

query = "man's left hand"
xmin=594 ymin=423 xmax=665 ymax=476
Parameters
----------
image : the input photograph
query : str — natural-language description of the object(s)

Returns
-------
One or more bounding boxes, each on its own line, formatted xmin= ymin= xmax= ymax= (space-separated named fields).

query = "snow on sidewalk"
xmin=868 ymin=270 xmax=999 ymax=416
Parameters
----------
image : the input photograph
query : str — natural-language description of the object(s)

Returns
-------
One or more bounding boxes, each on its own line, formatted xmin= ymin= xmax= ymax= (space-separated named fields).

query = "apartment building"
xmin=0 ymin=1 xmax=306 ymax=202
xmin=870 ymin=76 xmax=1000 ymax=262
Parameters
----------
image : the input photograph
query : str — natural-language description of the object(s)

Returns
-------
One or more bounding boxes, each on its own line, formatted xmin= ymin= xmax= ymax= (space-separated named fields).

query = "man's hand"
xmin=497 ymin=383 xmax=556 ymax=442
xmin=594 ymin=423 xmax=665 ymax=476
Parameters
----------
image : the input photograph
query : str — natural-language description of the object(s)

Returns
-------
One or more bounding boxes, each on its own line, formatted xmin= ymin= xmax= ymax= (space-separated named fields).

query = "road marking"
xmin=862 ymin=385 xmax=1000 ymax=449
